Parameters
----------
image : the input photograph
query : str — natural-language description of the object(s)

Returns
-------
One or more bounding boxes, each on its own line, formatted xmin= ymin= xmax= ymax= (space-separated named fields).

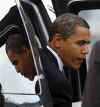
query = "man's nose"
xmin=82 ymin=45 xmax=89 ymax=54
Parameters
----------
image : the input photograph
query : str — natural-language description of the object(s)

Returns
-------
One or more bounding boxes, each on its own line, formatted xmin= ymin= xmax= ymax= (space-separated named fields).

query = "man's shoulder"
xmin=39 ymin=47 xmax=56 ymax=62
xmin=39 ymin=47 xmax=59 ymax=71
xmin=39 ymin=47 xmax=48 ymax=55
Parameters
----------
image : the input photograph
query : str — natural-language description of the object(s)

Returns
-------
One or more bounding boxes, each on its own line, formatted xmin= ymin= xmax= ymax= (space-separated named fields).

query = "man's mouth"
xmin=77 ymin=57 xmax=84 ymax=63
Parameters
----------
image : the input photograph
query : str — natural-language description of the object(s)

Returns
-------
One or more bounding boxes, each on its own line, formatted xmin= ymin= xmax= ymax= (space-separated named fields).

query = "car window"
xmin=0 ymin=1 xmax=53 ymax=107
xmin=0 ymin=40 xmax=42 ymax=105
xmin=0 ymin=0 xmax=15 ymax=20
xmin=41 ymin=0 xmax=56 ymax=22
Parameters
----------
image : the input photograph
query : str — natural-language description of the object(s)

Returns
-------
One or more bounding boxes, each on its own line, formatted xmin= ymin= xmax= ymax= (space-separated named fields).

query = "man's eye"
xmin=13 ymin=60 xmax=18 ymax=65
xmin=76 ymin=40 xmax=86 ymax=46
xmin=79 ymin=42 xmax=85 ymax=45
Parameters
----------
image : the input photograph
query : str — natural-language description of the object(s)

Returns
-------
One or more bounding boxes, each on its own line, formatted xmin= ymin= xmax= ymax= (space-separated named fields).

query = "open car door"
xmin=0 ymin=0 xmax=53 ymax=107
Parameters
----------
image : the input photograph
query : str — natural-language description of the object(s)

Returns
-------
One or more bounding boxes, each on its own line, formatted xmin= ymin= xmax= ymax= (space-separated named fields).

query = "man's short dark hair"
xmin=6 ymin=32 xmax=30 ymax=54
xmin=49 ymin=13 xmax=90 ymax=41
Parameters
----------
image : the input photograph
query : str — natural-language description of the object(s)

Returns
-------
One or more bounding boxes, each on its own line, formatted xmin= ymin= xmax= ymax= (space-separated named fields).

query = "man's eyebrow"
xmin=75 ymin=40 xmax=91 ymax=44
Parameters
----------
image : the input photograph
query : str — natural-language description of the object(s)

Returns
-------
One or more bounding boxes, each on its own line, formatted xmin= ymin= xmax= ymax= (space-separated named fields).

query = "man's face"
xmin=57 ymin=25 xmax=91 ymax=69
xmin=7 ymin=48 xmax=36 ymax=80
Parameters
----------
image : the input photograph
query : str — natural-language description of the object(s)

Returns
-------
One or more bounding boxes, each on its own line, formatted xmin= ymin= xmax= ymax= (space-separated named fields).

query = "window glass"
xmin=42 ymin=0 xmax=56 ymax=22
xmin=0 ymin=0 xmax=15 ymax=20
xmin=0 ymin=1 xmax=52 ymax=107
xmin=0 ymin=40 xmax=40 ymax=106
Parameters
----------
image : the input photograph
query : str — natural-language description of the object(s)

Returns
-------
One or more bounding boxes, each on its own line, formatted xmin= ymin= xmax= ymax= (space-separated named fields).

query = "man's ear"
xmin=53 ymin=34 xmax=63 ymax=48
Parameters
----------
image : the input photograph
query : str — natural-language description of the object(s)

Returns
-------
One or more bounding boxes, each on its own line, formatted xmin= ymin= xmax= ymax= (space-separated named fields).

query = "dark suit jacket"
xmin=39 ymin=48 xmax=72 ymax=107
xmin=82 ymin=40 xmax=100 ymax=107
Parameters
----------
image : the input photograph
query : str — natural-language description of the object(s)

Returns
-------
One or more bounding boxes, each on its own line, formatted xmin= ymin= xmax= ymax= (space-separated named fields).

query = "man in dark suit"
xmin=4 ymin=13 xmax=90 ymax=107
xmin=39 ymin=13 xmax=91 ymax=107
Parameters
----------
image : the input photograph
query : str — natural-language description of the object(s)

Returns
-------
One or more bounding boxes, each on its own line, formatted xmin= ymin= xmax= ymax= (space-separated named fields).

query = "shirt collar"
xmin=47 ymin=45 xmax=63 ymax=72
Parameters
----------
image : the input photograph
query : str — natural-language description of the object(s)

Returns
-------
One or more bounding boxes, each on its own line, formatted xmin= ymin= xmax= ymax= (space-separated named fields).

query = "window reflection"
xmin=0 ymin=32 xmax=53 ymax=107
xmin=0 ymin=1 xmax=53 ymax=106
xmin=41 ymin=0 xmax=56 ymax=22
xmin=0 ymin=45 xmax=36 ymax=93
xmin=0 ymin=31 xmax=42 ymax=106
xmin=0 ymin=44 xmax=40 ymax=106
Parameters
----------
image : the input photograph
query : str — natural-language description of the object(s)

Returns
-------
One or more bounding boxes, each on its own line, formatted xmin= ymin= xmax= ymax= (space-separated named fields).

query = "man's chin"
xmin=72 ymin=64 xmax=81 ymax=70
xmin=24 ymin=75 xmax=34 ymax=81
xmin=64 ymin=62 xmax=80 ymax=70
xmin=67 ymin=63 xmax=81 ymax=70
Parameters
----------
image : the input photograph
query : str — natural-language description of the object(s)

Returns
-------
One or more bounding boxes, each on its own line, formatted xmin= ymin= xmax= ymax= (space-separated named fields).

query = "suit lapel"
xmin=42 ymin=47 xmax=59 ymax=67
xmin=40 ymin=47 xmax=69 ymax=81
